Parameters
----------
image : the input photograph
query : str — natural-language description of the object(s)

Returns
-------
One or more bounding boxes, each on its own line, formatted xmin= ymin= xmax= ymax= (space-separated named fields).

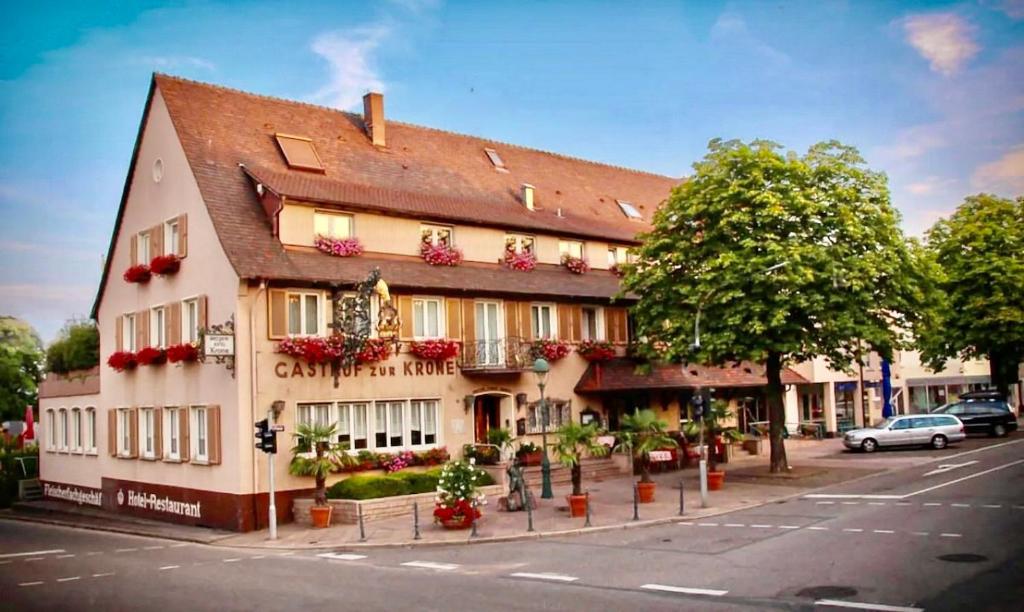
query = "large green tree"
xmin=917 ymin=194 xmax=1024 ymax=400
xmin=623 ymin=139 xmax=927 ymax=472
xmin=0 ymin=316 xmax=44 ymax=421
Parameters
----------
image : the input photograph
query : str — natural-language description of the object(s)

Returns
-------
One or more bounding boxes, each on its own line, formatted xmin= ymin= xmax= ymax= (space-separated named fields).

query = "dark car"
xmin=931 ymin=400 xmax=1019 ymax=437
xmin=958 ymin=390 xmax=1007 ymax=402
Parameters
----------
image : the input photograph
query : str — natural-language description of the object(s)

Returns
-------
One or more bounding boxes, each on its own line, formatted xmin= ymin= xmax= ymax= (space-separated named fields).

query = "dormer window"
xmin=420 ymin=224 xmax=453 ymax=247
xmin=314 ymin=211 xmax=353 ymax=239
xmin=558 ymin=239 xmax=584 ymax=260
xmin=484 ymin=148 xmax=508 ymax=172
xmin=607 ymin=246 xmax=633 ymax=266
xmin=616 ymin=200 xmax=643 ymax=220
xmin=505 ymin=234 xmax=535 ymax=254
xmin=275 ymin=133 xmax=324 ymax=172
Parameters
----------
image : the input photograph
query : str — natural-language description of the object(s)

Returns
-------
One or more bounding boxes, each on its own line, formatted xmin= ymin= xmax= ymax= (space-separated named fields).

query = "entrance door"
xmin=475 ymin=301 xmax=502 ymax=366
xmin=474 ymin=395 xmax=501 ymax=443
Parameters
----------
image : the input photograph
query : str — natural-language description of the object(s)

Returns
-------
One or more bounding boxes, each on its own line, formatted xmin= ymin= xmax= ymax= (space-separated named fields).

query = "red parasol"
xmin=24 ymin=405 xmax=35 ymax=442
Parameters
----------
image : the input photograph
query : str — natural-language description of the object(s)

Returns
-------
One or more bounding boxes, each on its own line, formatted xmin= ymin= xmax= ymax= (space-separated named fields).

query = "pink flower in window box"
xmin=420 ymin=242 xmax=463 ymax=266
xmin=314 ymin=235 xmax=364 ymax=257
xmin=561 ymin=254 xmax=588 ymax=275
xmin=504 ymin=249 xmax=537 ymax=272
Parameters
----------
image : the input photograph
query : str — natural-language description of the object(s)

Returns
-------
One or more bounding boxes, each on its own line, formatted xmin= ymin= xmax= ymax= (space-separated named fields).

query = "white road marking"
xmin=223 ymin=558 xmax=241 ymax=563
xmin=905 ymin=459 xmax=1024 ymax=498
xmin=723 ymin=523 xmax=746 ymax=527
xmin=816 ymin=598 xmax=923 ymax=611
xmin=56 ymin=576 xmax=80 ymax=583
xmin=751 ymin=524 xmax=773 ymax=528
xmin=779 ymin=525 xmax=800 ymax=529
xmin=510 ymin=572 xmax=579 ymax=582
xmin=697 ymin=522 xmax=719 ymax=527
xmin=159 ymin=565 xmax=180 ymax=570
xmin=115 ymin=548 xmax=137 ymax=553
xmin=981 ymin=504 xmax=1002 ymax=508
xmin=923 ymin=460 xmax=978 ymax=477
xmin=143 ymin=545 xmax=164 ymax=550
xmin=805 ymin=494 xmax=902 ymax=500
xmin=0 ymin=560 xmax=10 ymax=565
xmin=911 ymin=531 xmax=930 ymax=536
xmin=951 ymin=503 xmax=970 ymax=508
xmin=92 ymin=573 xmax=115 ymax=578
xmin=170 ymin=543 xmax=189 ymax=548
xmin=841 ymin=501 xmax=860 ymax=505
xmin=24 ymin=557 xmax=44 ymax=562
xmin=868 ymin=502 xmax=886 ymax=506
xmin=0 ymin=549 xmax=65 ymax=559
xmin=85 ymin=551 xmax=102 ymax=556
xmin=18 ymin=581 xmax=44 ymax=587
xmin=873 ymin=530 xmax=895 ymax=534
xmin=401 ymin=561 xmax=459 ymax=571
xmin=277 ymin=551 xmax=295 ymax=556
xmin=642 ymin=583 xmax=728 ymax=597
xmin=940 ymin=533 xmax=962 ymax=538
xmin=805 ymin=459 xmax=1024 ymax=502
xmin=842 ymin=528 xmax=864 ymax=533
xmin=252 ymin=555 xmax=266 ymax=560
xmin=808 ymin=526 xmax=829 ymax=531
xmin=318 ymin=553 xmax=367 ymax=561
xmin=816 ymin=501 xmax=836 ymax=505
xmin=923 ymin=503 xmax=942 ymax=506
xmin=677 ymin=521 xmax=695 ymax=526
xmin=56 ymin=554 xmax=75 ymax=559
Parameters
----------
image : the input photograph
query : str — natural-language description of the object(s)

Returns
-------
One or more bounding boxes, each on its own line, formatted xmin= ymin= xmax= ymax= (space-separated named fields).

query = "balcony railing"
xmin=458 ymin=337 xmax=533 ymax=372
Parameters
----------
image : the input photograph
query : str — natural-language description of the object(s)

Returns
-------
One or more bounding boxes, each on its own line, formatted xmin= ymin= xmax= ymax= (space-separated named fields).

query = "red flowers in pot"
xmin=561 ymin=254 xmax=589 ymax=274
xmin=576 ymin=340 xmax=616 ymax=362
xmin=123 ymin=265 xmax=151 ymax=284
xmin=107 ymin=351 xmax=138 ymax=372
xmin=420 ymin=242 xmax=463 ymax=267
xmin=276 ymin=336 xmax=346 ymax=365
xmin=504 ymin=249 xmax=537 ymax=272
xmin=355 ymin=338 xmax=392 ymax=364
xmin=409 ymin=339 xmax=460 ymax=360
xmin=149 ymin=254 xmax=181 ymax=276
xmin=531 ymin=339 xmax=571 ymax=361
xmin=433 ymin=499 xmax=481 ymax=529
xmin=136 ymin=346 xmax=167 ymax=366
xmin=166 ymin=343 xmax=199 ymax=363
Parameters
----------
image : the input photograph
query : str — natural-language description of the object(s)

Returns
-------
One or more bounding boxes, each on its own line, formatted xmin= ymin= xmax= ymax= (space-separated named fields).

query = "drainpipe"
xmin=250 ymin=280 xmax=267 ymax=529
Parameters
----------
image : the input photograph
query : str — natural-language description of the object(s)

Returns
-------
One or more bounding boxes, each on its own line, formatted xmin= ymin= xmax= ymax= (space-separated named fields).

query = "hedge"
xmin=326 ymin=467 xmax=495 ymax=500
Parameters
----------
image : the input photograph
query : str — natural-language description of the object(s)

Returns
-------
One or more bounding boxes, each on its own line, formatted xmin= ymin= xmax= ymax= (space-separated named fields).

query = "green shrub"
xmin=327 ymin=475 xmax=410 ymax=500
xmin=392 ymin=470 xmax=440 ymax=494
xmin=476 ymin=469 xmax=496 ymax=486
xmin=46 ymin=320 xmax=99 ymax=374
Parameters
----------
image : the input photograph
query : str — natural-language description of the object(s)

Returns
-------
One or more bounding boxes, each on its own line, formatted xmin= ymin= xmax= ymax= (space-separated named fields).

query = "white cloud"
xmin=710 ymin=11 xmax=791 ymax=67
xmin=901 ymin=13 xmax=979 ymax=75
xmin=988 ymin=0 xmax=1024 ymax=20
xmin=971 ymin=146 xmax=1024 ymax=194
xmin=136 ymin=55 xmax=217 ymax=72
xmin=309 ymin=26 xmax=390 ymax=110
xmin=905 ymin=176 xmax=957 ymax=195
xmin=876 ymin=124 xmax=947 ymax=161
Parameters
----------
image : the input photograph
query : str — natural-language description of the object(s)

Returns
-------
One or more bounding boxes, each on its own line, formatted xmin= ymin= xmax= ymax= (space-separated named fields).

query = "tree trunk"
xmin=766 ymin=351 xmax=789 ymax=473
xmin=640 ymin=457 xmax=652 ymax=483
xmin=571 ymin=461 xmax=582 ymax=496
xmin=988 ymin=347 xmax=1018 ymax=401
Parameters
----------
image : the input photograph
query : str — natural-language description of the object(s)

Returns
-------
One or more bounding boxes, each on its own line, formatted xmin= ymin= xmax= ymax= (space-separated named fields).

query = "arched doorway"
xmin=473 ymin=392 xmax=512 ymax=444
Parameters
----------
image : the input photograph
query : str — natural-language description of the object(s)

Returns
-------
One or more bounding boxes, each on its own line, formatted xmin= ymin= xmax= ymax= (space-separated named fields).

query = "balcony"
xmin=458 ymin=337 xmax=533 ymax=375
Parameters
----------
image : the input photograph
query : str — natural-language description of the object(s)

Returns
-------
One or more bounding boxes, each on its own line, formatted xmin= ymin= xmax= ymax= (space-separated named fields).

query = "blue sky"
xmin=1 ymin=0 xmax=1022 ymax=341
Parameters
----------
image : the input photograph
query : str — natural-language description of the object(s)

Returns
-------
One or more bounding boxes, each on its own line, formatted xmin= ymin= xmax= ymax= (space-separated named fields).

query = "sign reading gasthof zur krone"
xmin=204 ymin=334 xmax=234 ymax=356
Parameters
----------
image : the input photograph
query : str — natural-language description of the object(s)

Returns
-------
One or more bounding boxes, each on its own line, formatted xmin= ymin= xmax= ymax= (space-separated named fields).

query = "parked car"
xmin=931 ymin=400 xmax=1018 ymax=437
xmin=843 ymin=415 xmax=966 ymax=452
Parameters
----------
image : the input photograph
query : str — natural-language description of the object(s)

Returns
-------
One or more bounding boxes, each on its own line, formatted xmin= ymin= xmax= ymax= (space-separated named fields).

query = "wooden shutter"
xmin=128 ymin=408 xmax=139 ymax=458
xmin=504 ymin=301 xmax=520 ymax=340
xmin=445 ymin=298 xmax=462 ymax=340
xmin=153 ymin=408 xmax=163 ymax=459
xmin=605 ymin=307 xmax=628 ymax=343
xmin=398 ymin=296 xmax=414 ymax=340
xmin=108 ymin=410 xmax=117 ymax=457
xmin=177 ymin=214 xmax=188 ymax=258
xmin=180 ymin=409 xmax=190 ymax=462
xmin=198 ymin=294 xmax=208 ymax=329
xmin=150 ymin=225 xmax=164 ymax=258
xmin=207 ymin=405 xmax=222 ymax=465
xmin=168 ymin=302 xmax=181 ymax=346
xmin=521 ymin=303 xmax=535 ymax=342
xmin=130 ymin=235 xmax=138 ymax=266
xmin=136 ymin=310 xmax=149 ymax=349
xmin=115 ymin=315 xmax=123 ymax=351
xmin=570 ymin=305 xmax=583 ymax=343
xmin=461 ymin=299 xmax=476 ymax=347
xmin=268 ymin=290 xmax=288 ymax=339
xmin=557 ymin=305 xmax=572 ymax=342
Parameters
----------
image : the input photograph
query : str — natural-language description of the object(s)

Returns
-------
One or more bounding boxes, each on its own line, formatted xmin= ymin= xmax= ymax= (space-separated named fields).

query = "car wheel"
xmin=861 ymin=438 xmax=878 ymax=453
xmin=931 ymin=434 xmax=948 ymax=450
xmin=992 ymin=424 xmax=1007 ymax=437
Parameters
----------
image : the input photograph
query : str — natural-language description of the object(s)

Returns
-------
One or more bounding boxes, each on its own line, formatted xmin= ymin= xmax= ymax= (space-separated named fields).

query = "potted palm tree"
xmin=289 ymin=423 xmax=340 ymax=528
xmin=616 ymin=409 xmax=678 ymax=503
xmin=554 ymin=421 xmax=608 ymax=517
xmin=683 ymin=399 xmax=743 ymax=490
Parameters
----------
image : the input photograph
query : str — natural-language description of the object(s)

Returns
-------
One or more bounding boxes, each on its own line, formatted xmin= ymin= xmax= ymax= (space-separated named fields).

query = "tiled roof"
xmin=575 ymin=359 xmax=809 ymax=393
xmin=38 ymin=367 xmax=100 ymax=399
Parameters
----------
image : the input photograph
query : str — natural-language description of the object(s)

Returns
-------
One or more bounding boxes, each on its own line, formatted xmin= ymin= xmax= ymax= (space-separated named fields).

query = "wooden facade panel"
xmin=398 ymin=296 xmax=414 ymax=340
xmin=461 ymin=299 xmax=476 ymax=346
xmin=208 ymin=405 xmax=222 ymax=465
xmin=268 ymin=290 xmax=287 ymax=339
xmin=445 ymin=298 xmax=462 ymax=340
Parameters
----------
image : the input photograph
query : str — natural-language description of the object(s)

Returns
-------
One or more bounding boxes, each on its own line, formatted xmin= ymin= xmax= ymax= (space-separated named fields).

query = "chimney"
xmin=521 ymin=183 xmax=535 ymax=211
xmin=363 ymin=92 xmax=385 ymax=147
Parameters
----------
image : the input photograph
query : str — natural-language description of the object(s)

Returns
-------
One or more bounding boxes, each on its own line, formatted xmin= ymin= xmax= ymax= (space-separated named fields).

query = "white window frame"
xmin=151 ymin=305 xmax=166 ymax=349
xmin=580 ymin=306 xmax=605 ymax=341
xmin=71 ymin=408 xmax=82 ymax=453
xmin=139 ymin=407 xmax=155 ymax=459
xmin=84 ymin=407 xmax=97 ymax=454
xmin=286 ymin=291 xmax=325 ymax=337
xmin=58 ymin=408 xmax=68 ymax=451
xmin=190 ymin=406 xmax=209 ymax=463
xmin=505 ymin=234 xmax=535 ymax=255
xmin=474 ymin=300 xmax=505 ymax=366
xmin=46 ymin=409 xmax=56 ymax=450
xmin=528 ymin=400 xmax=572 ymax=434
xmin=420 ymin=224 xmax=454 ymax=247
xmin=373 ymin=400 xmax=408 ymax=451
xmin=137 ymin=231 xmax=151 ymax=265
xmin=409 ymin=399 xmax=440 ymax=447
xmin=412 ymin=296 xmax=445 ymax=340
xmin=336 ymin=401 xmax=369 ymax=450
xmin=117 ymin=408 xmax=132 ymax=458
xmin=164 ymin=217 xmax=180 ymax=256
xmin=181 ymin=297 xmax=200 ymax=344
xmin=531 ymin=303 xmax=557 ymax=339
xmin=313 ymin=211 xmax=354 ymax=239
xmin=558 ymin=240 xmax=584 ymax=260
xmin=164 ymin=407 xmax=180 ymax=461
xmin=616 ymin=200 xmax=643 ymax=219
xmin=123 ymin=313 xmax=137 ymax=352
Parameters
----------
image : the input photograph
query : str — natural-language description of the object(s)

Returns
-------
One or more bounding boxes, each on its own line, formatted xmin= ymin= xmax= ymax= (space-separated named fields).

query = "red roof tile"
xmin=575 ymin=359 xmax=809 ymax=393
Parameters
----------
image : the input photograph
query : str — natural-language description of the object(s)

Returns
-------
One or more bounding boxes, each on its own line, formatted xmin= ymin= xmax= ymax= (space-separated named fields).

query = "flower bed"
xmin=136 ymin=346 xmax=167 ymax=366
xmin=433 ymin=459 xmax=488 ymax=529
xmin=276 ymin=336 xmax=346 ymax=365
xmin=355 ymin=338 xmax=392 ymax=364
xmin=561 ymin=254 xmax=589 ymax=274
xmin=166 ymin=343 xmax=199 ymax=363
xmin=420 ymin=242 xmax=463 ymax=266
xmin=335 ymin=447 xmax=451 ymax=473
xmin=577 ymin=340 xmax=616 ymax=362
xmin=294 ymin=482 xmax=503 ymax=526
xmin=123 ymin=264 xmax=151 ymax=284
xmin=107 ymin=351 xmax=138 ymax=372
xmin=531 ymin=338 xmax=571 ymax=361
xmin=149 ymin=254 xmax=181 ymax=276
xmin=380 ymin=450 xmax=415 ymax=473
xmin=409 ymin=339 xmax=460 ymax=360
xmin=504 ymin=249 xmax=536 ymax=272
xmin=314 ymin=235 xmax=364 ymax=258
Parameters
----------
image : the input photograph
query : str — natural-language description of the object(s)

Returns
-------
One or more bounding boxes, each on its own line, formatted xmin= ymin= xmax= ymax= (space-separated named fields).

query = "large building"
xmin=37 ymin=75 xmax=1020 ymax=531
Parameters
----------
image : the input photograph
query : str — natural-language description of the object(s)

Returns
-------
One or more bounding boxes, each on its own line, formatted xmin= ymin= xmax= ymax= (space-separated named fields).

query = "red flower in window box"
xmin=314 ymin=236 xmax=364 ymax=257
xmin=136 ymin=346 xmax=167 ymax=366
xmin=531 ymin=339 xmax=571 ymax=361
xmin=561 ymin=254 xmax=589 ymax=275
xmin=420 ymin=242 xmax=463 ymax=267
xmin=409 ymin=339 xmax=460 ymax=361
xmin=166 ymin=343 xmax=199 ymax=363
xmin=276 ymin=336 xmax=345 ymax=365
xmin=107 ymin=351 xmax=138 ymax=372
xmin=355 ymin=338 xmax=392 ymax=364
xmin=577 ymin=340 xmax=616 ymax=362
xmin=149 ymin=254 xmax=181 ymax=276
xmin=503 ymin=249 xmax=537 ymax=272
xmin=123 ymin=264 xmax=152 ymax=284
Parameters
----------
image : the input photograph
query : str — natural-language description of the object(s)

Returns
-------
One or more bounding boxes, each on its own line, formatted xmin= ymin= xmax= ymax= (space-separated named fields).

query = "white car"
xmin=843 ymin=414 xmax=966 ymax=453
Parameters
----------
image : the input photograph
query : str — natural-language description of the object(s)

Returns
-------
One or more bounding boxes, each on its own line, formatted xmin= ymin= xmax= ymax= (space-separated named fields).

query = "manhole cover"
xmin=797 ymin=586 xmax=858 ymax=599
xmin=661 ymin=538 xmax=672 ymax=543
xmin=938 ymin=553 xmax=988 ymax=563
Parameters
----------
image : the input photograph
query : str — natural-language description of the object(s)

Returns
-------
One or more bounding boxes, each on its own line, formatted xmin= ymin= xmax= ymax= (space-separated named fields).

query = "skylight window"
xmin=484 ymin=148 xmax=508 ymax=172
xmin=275 ymin=133 xmax=324 ymax=172
xmin=616 ymin=200 xmax=643 ymax=220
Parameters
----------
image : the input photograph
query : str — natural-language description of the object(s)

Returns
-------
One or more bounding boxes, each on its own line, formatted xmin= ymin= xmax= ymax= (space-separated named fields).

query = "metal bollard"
xmin=470 ymin=512 xmax=478 ymax=538
xmin=526 ymin=493 xmax=535 ymax=532
xmin=632 ymin=482 xmax=640 ymax=521
xmin=679 ymin=478 xmax=685 ymax=516
xmin=584 ymin=490 xmax=592 ymax=527
xmin=413 ymin=502 xmax=421 ymax=540
xmin=358 ymin=504 xmax=366 ymax=542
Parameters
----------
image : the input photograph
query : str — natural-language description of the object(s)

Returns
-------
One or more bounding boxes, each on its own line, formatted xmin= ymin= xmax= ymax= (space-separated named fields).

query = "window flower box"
xmin=123 ymin=264 xmax=152 ymax=284
xmin=561 ymin=254 xmax=588 ymax=275
xmin=166 ymin=343 xmax=199 ymax=363
xmin=609 ymin=263 xmax=624 ymax=277
xmin=355 ymin=338 xmax=392 ymax=364
xmin=420 ymin=242 xmax=463 ymax=267
xmin=531 ymin=339 xmax=571 ymax=361
xmin=577 ymin=340 xmax=616 ymax=362
xmin=314 ymin=235 xmax=364 ymax=258
xmin=380 ymin=451 xmax=415 ymax=473
xmin=107 ymin=351 xmax=138 ymax=372
xmin=149 ymin=254 xmax=181 ymax=276
xmin=504 ymin=249 xmax=536 ymax=272
xmin=276 ymin=336 xmax=345 ymax=365
xmin=136 ymin=346 xmax=167 ymax=366
xmin=409 ymin=339 xmax=460 ymax=361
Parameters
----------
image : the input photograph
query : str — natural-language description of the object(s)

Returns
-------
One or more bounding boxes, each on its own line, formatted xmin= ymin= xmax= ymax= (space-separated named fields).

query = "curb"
xmin=0 ymin=511 xmax=233 ymax=545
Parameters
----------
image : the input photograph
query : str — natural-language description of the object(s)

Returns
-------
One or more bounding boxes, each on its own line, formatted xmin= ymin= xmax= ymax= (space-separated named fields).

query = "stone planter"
xmin=293 ymin=484 xmax=503 ymax=527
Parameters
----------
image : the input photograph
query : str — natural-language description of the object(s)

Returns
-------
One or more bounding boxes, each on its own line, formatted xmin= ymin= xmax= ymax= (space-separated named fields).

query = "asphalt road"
xmin=2 ymin=438 xmax=1022 ymax=612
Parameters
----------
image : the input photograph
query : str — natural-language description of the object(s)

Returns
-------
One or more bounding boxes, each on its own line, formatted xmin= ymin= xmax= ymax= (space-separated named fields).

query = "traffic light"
xmin=255 ymin=419 xmax=277 ymax=454
xmin=691 ymin=393 xmax=704 ymax=419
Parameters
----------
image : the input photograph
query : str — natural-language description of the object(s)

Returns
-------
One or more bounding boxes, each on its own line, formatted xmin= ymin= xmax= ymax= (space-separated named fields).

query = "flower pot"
xmin=707 ymin=470 xmax=725 ymax=491
xmin=310 ymin=505 xmax=333 ymax=528
xmin=637 ymin=481 xmax=656 ymax=503
xmin=440 ymin=516 xmax=475 ymax=530
xmin=518 ymin=450 xmax=542 ymax=466
xmin=567 ymin=494 xmax=588 ymax=517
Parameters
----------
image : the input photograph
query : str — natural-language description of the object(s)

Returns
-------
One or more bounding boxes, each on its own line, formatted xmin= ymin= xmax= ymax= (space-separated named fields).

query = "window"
xmin=140 ymin=408 xmax=155 ymax=459
xmin=413 ymin=297 xmax=444 ymax=339
xmin=374 ymin=400 xmax=406 ymax=449
xmin=58 ymin=409 xmax=68 ymax=451
xmin=580 ymin=306 xmax=604 ymax=341
xmin=337 ymin=292 xmax=379 ymax=338
xmin=123 ymin=314 xmax=137 ymax=352
xmin=420 ymin=224 xmax=453 ymax=247
xmin=46 ymin=410 xmax=55 ymax=450
xmin=528 ymin=400 xmax=571 ymax=434
xmin=410 ymin=400 xmax=439 ymax=446
xmin=505 ymin=234 xmax=535 ymax=255
xmin=118 ymin=409 xmax=132 ymax=457
xmin=607 ymin=246 xmax=632 ymax=266
xmin=484 ymin=148 xmax=507 ymax=171
xmin=531 ymin=304 xmax=556 ymax=339
xmin=85 ymin=408 xmax=97 ymax=453
xmin=137 ymin=231 xmax=151 ymax=265
xmin=191 ymin=406 xmax=208 ymax=462
xmin=182 ymin=298 xmax=200 ymax=344
xmin=165 ymin=218 xmax=180 ymax=255
xmin=71 ymin=408 xmax=82 ymax=452
xmin=287 ymin=292 xmax=322 ymax=336
xmin=616 ymin=200 xmax=643 ymax=219
xmin=164 ymin=407 xmax=180 ymax=460
xmin=313 ymin=211 xmax=353 ymax=239
xmin=558 ymin=240 xmax=584 ymax=259
xmin=336 ymin=402 xmax=369 ymax=449
xmin=275 ymin=133 xmax=324 ymax=172
xmin=474 ymin=301 xmax=503 ymax=366
xmin=151 ymin=306 xmax=166 ymax=349
xmin=297 ymin=402 xmax=333 ymax=429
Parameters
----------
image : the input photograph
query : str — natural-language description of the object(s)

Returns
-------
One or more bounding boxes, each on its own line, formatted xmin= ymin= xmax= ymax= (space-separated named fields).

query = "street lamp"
xmin=533 ymin=357 xmax=554 ymax=500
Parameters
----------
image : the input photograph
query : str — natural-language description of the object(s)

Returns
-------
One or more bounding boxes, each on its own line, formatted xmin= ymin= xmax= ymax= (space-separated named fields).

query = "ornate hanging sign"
xmin=201 ymin=316 xmax=236 ymax=377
